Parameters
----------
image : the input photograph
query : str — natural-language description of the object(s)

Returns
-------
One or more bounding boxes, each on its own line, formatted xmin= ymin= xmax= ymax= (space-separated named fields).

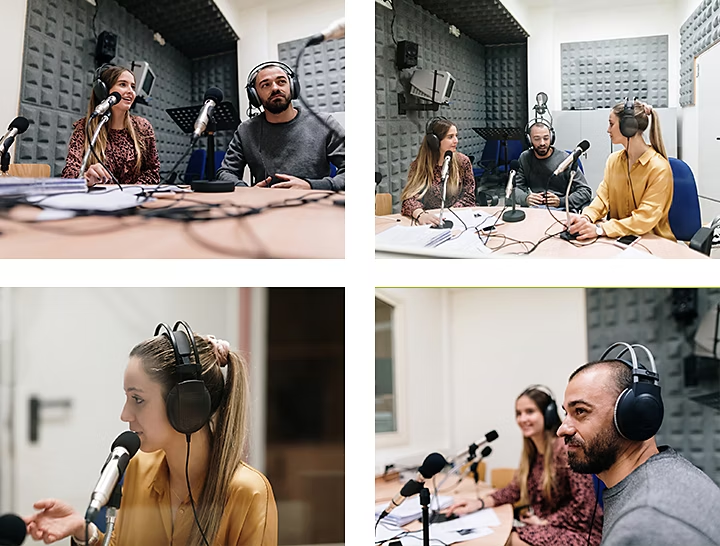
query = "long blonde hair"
xmin=130 ymin=332 xmax=249 ymax=546
xmin=401 ymin=119 xmax=462 ymax=202
xmin=84 ymin=66 xmax=146 ymax=174
xmin=516 ymin=388 xmax=560 ymax=507
xmin=612 ymin=100 xmax=667 ymax=160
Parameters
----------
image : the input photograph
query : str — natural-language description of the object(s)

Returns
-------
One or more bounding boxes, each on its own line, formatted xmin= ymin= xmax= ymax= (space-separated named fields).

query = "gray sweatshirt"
xmin=513 ymin=147 xmax=592 ymax=212
xmin=601 ymin=446 xmax=720 ymax=546
xmin=216 ymin=107 xmax=345 ymax=191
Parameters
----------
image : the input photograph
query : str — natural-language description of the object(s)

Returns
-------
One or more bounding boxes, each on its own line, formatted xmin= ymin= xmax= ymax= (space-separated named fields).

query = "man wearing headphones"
xmin=558 ymin=343 xmax=720 ymax=546
xmin=216 ymin=62 xmax=345 ymax=191
xmin=513 ymin=121 xmax=592 ymax=212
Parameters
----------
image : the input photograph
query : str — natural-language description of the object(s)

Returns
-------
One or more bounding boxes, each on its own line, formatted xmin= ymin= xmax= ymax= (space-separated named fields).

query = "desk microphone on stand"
xmin=557 ymin=140 xmax=590 ymax=241
xmin=502 ymin=160 xmax=523 ymax=222
xmin=431 ymin=150 xmax=454 ymax=229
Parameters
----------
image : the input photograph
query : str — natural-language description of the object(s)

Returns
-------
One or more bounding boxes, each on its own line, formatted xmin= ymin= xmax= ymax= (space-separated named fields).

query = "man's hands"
xmin=256 ymin=174 xmax=311 ymax=190
xmin=527 ymin=192 xmax=560 ymax=207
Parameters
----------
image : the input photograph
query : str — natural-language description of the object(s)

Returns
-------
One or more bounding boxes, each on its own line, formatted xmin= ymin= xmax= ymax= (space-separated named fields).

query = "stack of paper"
xmin=0 ymin=177 xmax=86 ymax=196
xmin=375 ymin=495 xmax=453 ymax=527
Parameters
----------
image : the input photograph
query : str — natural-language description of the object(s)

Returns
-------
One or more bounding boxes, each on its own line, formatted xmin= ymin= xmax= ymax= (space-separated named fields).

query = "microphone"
xmin=0 ymin=514 xmax=26 ymax=546
xmin=0 ymin=117 xmax=30 ymax=156
xmin=306 ymin=18 xmax=345 ymax=46
xmin=454 ymin=430 xmax=499 ymax=461
xmin=504 ymin=159 xmax=521 ymax=200
xmin=440 ymin=150 xmax=452 ymax=182
xmin=553 ymin=140 xmax=590 ymax=176
xmin=90 ymin=92 xmax=122 ymax=119
xmin=192 ymin=87 xmax=224 ymax=142
xmin=377 ymin=452 xmax=447 ymax=522
xmin=85 ymin=431 xmax=141 ymax=522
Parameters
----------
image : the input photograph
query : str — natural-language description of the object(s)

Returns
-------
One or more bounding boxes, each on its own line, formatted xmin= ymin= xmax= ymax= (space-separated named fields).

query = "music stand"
xmin=472 ymin=127 xmax=525 ymax=177
xmin=166 ymin=101 xmax=240 ymax=192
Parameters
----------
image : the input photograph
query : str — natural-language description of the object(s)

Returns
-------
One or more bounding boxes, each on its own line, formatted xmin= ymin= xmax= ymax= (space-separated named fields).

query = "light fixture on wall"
xmin=449 ymin=25 xmax=460 ymax=38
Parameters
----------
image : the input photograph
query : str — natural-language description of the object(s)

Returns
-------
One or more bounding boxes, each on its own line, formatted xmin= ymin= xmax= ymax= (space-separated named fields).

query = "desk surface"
xmin=376 ymin=207 xmax=707 ymax=259
xmin=0 ymin=187 xmax=344 ymax=258
xmin=375 ymin=476 xmax=513 ymax=546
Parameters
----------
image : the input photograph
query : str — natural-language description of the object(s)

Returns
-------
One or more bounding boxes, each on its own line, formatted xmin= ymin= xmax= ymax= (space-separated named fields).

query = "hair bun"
xmin=206 ymin=335 xmax=230 ymax=367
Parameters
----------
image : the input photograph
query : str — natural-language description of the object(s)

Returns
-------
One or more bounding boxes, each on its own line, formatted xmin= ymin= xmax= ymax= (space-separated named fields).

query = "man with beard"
xmin=512 ymin=122 xmax=591 ymax=212
xmin=558 ymin=357 xmax=720 ymax=546
xmin=216 ymin=62 xmax=345 ymax=191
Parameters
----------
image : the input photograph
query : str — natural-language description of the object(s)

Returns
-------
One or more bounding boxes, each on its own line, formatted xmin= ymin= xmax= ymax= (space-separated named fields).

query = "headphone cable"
xmin=185 ymin=435 xmax=210 ymax=546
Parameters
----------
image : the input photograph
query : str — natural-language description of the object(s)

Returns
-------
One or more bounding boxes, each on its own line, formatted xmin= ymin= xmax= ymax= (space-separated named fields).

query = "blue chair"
xmin=496 ymin=140 xmax=524 ymax=173
xmin=185 ymin=149 xmax=207 ymax=182
xmin=668 ymin=158 xmax=713 ymax=254
xmin=330 ymin=163 xmax=337 ymax=177
xmin=474 ymin=140 xmax=500 ymax=178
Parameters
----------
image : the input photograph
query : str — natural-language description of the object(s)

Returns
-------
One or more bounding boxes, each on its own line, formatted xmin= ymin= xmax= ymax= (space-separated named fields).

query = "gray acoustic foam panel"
xmin=586 ymin=288 xmax=720 ymax=486
xmin=375 ymin=0 xmax=486 ymax=213
xmin=560 ymin=35 xmax=669 ymax=110
xmin=484 ymin=44 xmax=527 ymax=130
xmin=278 ymin=37 xmax=346 ymax=113
xmin=17 ymin=0 xmax=239 ymax=178
xmin=680 ymin=0 xmax=720 ymax=106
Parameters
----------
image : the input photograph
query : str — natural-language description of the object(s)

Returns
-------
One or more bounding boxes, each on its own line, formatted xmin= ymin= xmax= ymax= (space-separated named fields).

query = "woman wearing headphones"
xmin=61 ymin=65 xmax=160 ymax=186
xmin=446 ymin=386 xmax=602 ymax=546
xmin=567 ymin=99 xmax=674 ymax=240
xmin=24 ymin=325 xmax=278 ymax=546
xmin=401 ymin=118 xmax=476 ymax=225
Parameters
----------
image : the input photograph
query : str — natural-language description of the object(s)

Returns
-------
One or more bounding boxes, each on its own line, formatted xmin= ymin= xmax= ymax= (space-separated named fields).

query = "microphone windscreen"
xmin=509 ymin=160 xmax=520 ymax=171
xmin=486 ymin=429 xmax=499 ymax=442
xmin=578 ymin=140 xmax=590 ymax=152
xmin=0 ymin=513 xmax=27 ymax=545
xmin=112 ymin=431 xmax=141 ymax=457
xmin=481 ymin=446 xmax=492 ymax=457
xmin=418 ymin=452 xmax=447 ymax=479
xmin=443 ymin=150 xmax=453 ymax=159
xmin=8 ymin=117 xmax=29 ymax=134
xmin=109 ymin=92 xmax=122 ymax=102
xmin=204 ymin=87 xmax=224 ymax=103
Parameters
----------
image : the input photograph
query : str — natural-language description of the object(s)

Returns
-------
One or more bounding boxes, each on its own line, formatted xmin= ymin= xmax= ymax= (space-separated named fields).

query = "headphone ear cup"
xmin=620 ymin=115 xmax=639 ymax=139
xmin=544 ymin=399 xmax=559 ymax=430
xmin=614 ymin=384 xmax=663 ymax=441
xmin=426 ymin=133 xmax=440 ymax=153
xmin=550 ymin=127 xmax=556 ymax=146
xmin=166 ymin=380 xmax=212 ymax=435
xmin=246 ymin=85 xmax=261 ymax=109
xmin=290 ymin=73 xmax=300 ymax=100
xmin=93 ymin=78 xmax=108 ymax=102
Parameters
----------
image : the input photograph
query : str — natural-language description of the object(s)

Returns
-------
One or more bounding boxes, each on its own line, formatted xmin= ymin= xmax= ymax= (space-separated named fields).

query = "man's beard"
xmin=565 ymin=426 xmax=623 ymax=474
xmin=534 ymin=146 xmax=550 ymax=157
xmin=262 ymin=92 xmax=292 ymax=114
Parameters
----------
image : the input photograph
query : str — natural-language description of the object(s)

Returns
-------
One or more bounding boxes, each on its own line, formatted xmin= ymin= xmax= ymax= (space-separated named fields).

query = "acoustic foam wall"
xmin=586 ymin=288 xmax=720 ymax=486
xmin=560 ymin=35 xmax=669 ymax=110
xmin=680 ymin=0 xmax=720 ymax=106
xmin=485 ymin=44 xmax=527 ymax=130
xmin=375 ymin=0 xmax=486 ymax=212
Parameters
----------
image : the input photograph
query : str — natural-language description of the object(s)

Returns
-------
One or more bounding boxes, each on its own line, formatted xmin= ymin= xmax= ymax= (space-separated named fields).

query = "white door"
xmin=0 ymin=288 xmax=240 ymax=519
xmin=696 ymin=44 xmax=720 ymax=223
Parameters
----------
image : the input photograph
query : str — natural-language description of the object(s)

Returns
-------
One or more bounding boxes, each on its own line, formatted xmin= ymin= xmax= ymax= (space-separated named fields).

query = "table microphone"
xmin=502 ymin=160 xmax=524 ymax=223
xmin=0 ymin=513 xmax=27 ymax=545
xmin=431 ymin=151 xmax=454 ymax=230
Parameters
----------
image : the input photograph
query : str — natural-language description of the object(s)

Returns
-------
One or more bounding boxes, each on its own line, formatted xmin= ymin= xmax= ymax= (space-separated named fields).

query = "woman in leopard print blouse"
xmin=61 ymin=65 xmax=160 ymax=186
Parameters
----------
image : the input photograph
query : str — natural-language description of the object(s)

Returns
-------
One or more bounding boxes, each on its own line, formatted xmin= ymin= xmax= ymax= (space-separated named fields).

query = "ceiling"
xmin=115 ymin=0 xmax=239 ymax=58
xmin=412 ymin=0 xmax=528 ymax=45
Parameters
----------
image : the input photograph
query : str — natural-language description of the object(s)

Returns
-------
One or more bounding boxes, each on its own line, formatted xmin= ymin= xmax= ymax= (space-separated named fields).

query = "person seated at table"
xmin=400 ymin=118 xmax=475 ymax=225
xmin=216 ymin=61 xmax=345 ymax=191
xmin=513 ymin=121 xmax=592 ymax=212
xmin=567 ymin=100 xmax=675 ymax=241
xmin=61 ymin=65 xmax=160 ymax=186
xmin=446 ymin=385 xmax=603 ymax=546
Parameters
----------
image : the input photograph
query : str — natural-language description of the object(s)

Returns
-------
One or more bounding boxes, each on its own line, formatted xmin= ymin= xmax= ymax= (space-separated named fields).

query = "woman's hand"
xmin=519 ymin=513 xmax=547 ymax=526
xmin=24 ymin=499 xmax=86 ymax=544
xmin=414 ymin=210 xmax=440 ymax=226
xmin=444 ymin=498 xmax=484 ymax=516
xmin=567 ymin=214 xmax=601 ymax=240
xmin=84 ymin=163 xmax=112 ymax=187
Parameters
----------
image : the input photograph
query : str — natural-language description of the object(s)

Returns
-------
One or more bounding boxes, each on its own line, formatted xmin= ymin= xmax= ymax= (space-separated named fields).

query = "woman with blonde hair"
xmin=61 ymin=65 xmax=160 ymax=186
xmin=446 ymin=385 xmax=602 ymax=546
xmin=401 ymin=118 xmax=476 ymax=225
xmin=568 ymin=99 xmax=674 ymax=240
xmin=24 ymin=322 xmax=277 ymax=546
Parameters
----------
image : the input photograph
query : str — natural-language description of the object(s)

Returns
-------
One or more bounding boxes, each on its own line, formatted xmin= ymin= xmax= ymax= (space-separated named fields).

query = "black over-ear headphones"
xmin=154 ymin=321 xmax=212 ymax=436
xmin=246 ymin=61 xmax=300 ymax=109
xmin=599 ymin=342 xmax=663 ymax=441
xmin=425 ymin=116 xmax=448 ymax=154
xmin=619 ymin=97 xmax=639 ymax=139
xmin=93 ymin=63 xmax=115 ymax=102
xmin=522 ymin=384 xmax=560 ymax=431
xmin=525 ymin=118 xmax=556 ymax=148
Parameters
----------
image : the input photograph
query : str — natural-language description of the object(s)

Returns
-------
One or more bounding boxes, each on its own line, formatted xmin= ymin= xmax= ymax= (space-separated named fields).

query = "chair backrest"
xmin=668 ymin=157 xmax=702 ymax=241
xmin=375 ymin=194 xmax=392 ymax=216
xmin=474 ymin=461 xmax=487 ymax=483
xmin=214 ymin=150 xmax=226 ymax=173
xmin=185 ymin=149 xmax=207 ymax=182
xmin=7 ymin=163 xmax=51 ymax=178
xmin=490 ymin=467 xmax=516 ymax=489
xmin=480 ymin=140 xmax=500 ymax=165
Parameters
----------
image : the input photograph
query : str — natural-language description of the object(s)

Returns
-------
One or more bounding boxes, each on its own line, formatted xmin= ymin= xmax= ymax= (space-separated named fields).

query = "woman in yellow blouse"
xmin=567 ymin=99 xmax=675 ymax=240
xmin=23 ymin=326 xmax=278 ymax=546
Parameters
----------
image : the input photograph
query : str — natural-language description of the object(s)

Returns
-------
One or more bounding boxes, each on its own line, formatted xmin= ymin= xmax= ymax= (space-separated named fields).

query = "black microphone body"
xmin=455 ymin=430 xmax=499 ymax=461
xmin=553 ymin=140 xmax=590 ymax=176
xmin=192 ymin=88 xmax=224 ymax=142
xmin=85 ymin=431 xmax=141 ymax=522
xmin=0 ymin=513 xmax=27 ymax=545
xmin=91 ymin=92 xmax=122 ymax=119
xmin=0 ymin=117 xmax=30 ymax=156
xmin=377 ymin=452 xmax=446 ymax=521
xmin=306 ymin=18 xmax=345 ymax=46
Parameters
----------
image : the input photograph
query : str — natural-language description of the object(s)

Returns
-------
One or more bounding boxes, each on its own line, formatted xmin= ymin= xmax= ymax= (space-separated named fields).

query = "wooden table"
xmin=0 ymin=186 xmax=344 ymax=258
xmin=375 ymin=475 xmax=513 ymax=546
xmin=376 ymin=207 xmax=708 ymax=259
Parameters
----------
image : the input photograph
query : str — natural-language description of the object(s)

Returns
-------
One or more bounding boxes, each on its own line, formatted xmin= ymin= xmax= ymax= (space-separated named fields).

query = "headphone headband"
xmin=245 ymin=61 xmax=299 ymax=109
xmin=246 ymin=61 xmax=296 ymax=87
xmin=522 ymin=384 xmax=560 ymax=431
xmin=525 ymin=117 xmax=555 ymax=148
xmin=523 ymin=384 xmax=555 ymax=400
xmin=599 ymin=341 xmax=659 ymax=381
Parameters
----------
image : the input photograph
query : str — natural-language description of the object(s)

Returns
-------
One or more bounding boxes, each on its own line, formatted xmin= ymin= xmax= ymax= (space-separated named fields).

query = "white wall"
xmin=375 ymin=288 xmax=588 ymax=477
xmin=0 ymin=0 xmax=28 ymax=164
xmin=213 ymin=0 xmax=344 ymax=119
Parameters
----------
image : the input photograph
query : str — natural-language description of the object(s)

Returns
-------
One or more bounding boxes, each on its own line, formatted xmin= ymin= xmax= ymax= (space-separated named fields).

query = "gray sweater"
xmin=601 ymin=446 xmax=720 ymax=546
xmin=216 ymin=107 xmax=345 ymax=191
xmin=513 ymin=148 xmax=592 ymax=212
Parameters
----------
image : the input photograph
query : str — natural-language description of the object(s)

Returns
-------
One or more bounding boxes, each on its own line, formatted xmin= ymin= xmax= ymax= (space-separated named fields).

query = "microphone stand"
xmin=420 ymin=486 xmax=431 ymax=546
xmin=430 ymin=168 xmax=453 ymax=230
xmin=102 ymin=480 xmax=123 ymax=546
xmin=559 ymin=157 xmax=579 ymax=241
xmin=0 ymin=149 xmax=11 ymax=175
xmin=502 ymin=172 xmax=525 ymax=223
xmin=80 ymin=114 xmax=111 ymax=178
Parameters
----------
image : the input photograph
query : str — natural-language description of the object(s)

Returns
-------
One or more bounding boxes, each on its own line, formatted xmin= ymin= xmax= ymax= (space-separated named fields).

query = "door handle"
xmin=29 ymin=396 xmax=72 ymax=443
